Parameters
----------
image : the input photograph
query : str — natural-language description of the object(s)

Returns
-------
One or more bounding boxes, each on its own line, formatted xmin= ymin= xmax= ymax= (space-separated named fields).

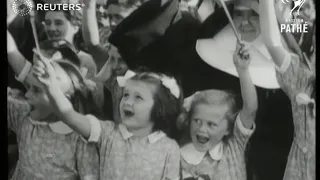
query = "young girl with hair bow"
xmin=177 ymin=40 xmax=258 ymax=180
xmin=33 ymin=51 xmax=184 ymax=179
xmin=7 ymin=29 xmax=100 ymax=180
xmin=260 ymin=1 xmax=316 ymax=180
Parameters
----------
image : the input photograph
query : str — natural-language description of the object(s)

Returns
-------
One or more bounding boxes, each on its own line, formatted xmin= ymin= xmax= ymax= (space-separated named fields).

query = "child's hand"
xmin=233 ymin=41 xmax=251 ymax=71
xmin=32 ymin=56 xmax=58 ymax=90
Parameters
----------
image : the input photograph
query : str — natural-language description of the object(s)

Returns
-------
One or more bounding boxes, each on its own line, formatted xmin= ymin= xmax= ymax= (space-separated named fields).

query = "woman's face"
xmin=44 ymin=11 xmax=79 ymax=43
xmin=190 ymin=103 xmax=230 ymax=152
xmin=107 ymin=4 xmax=137 ymax=30
xmin=120 ymin=79 xmax=155 ymax=132
xmin=96 ymin=0 xmax=109 ymax=26
xmin=25 ymin=61 xmax=74 ymax=120
xmin=234 ymin=7 xmax=260 ymax=42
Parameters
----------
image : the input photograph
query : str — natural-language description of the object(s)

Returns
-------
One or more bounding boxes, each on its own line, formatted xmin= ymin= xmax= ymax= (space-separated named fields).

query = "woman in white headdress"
xmin=196 ymin=0 xmax=281 ymax=90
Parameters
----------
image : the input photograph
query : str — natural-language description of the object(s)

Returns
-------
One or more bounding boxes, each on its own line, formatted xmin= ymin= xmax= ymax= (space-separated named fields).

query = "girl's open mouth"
xmin=196 ymin=134 xmax=210 ymax=144
xmin=48 ymin=32 xmax=62 ymax=39
xmin=123 ymin=109 xmax=134 ymax=117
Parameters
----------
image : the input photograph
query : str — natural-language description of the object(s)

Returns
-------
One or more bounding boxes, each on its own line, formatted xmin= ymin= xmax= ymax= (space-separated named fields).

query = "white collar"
xmin=29 ymin=118 xmax=73 ymax=135
xmin=181 ymin=142 xmax=224 ymax=165
xmin=118 ymin=124 xmax=166 ymax=143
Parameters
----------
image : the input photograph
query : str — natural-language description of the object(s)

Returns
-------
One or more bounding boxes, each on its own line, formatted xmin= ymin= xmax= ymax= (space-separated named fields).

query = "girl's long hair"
xmin=56 ymin=61 xmax=100 ymax=116
xmin=130 ymin=68 xmax=184 ymax=140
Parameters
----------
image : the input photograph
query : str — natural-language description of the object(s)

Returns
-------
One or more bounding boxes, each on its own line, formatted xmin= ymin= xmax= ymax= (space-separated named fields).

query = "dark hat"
xmin=108 ymin=0 xmax=180 ymax=59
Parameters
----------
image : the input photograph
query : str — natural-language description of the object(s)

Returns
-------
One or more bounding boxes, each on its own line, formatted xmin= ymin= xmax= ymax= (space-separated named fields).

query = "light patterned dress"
xmin=7 ymin=88 xmax=100 ymax=180
xmin=275 ymin=54 xmax=315 ymax=180
xmin=86 ymin=115 xmax=181 ymax=180
xmin=180 ymin=115 xmax=255 ymax=180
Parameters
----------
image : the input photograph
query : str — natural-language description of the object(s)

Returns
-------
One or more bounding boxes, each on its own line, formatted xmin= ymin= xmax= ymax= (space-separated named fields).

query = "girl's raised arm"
xmin=7 ymin=30 xmax=31 ymax=82
xmin=47 ymin=84 xmax=92 ymax=139
xmin=7 ymin=29 xmax=35 ymax=88
xmin=233 ymin=43 xmax=258 ymax=129
xmin=33 ymin=58 xmax=92 ymax=139
xmin=259 ymin=0 xmax=291 ymax=69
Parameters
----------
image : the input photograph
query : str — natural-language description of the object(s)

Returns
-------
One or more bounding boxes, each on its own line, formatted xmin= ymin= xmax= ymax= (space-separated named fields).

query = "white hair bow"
xmin=117 ymin=70 xmax=136 ymax=87
xmin=161 ymin=77 xmax=180 ymax=99
xmin=116 ymin=70 xmax=181 ymax=98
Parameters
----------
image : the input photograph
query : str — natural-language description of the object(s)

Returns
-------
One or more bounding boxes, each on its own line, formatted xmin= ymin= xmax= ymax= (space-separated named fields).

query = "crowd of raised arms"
xmin=7 ymin=0 xmax=315 ymax=180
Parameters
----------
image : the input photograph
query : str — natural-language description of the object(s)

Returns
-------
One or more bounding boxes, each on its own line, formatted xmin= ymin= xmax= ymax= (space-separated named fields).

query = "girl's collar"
xmin=28 ymin=118 xmax=73 ymax=135
xmin=118 ymin=124 xmax=166 ymax=143
xmin=181 ymin=142 xmax=224 ymax=165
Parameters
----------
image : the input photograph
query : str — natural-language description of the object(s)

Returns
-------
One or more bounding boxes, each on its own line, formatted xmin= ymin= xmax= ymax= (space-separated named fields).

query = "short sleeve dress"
xmin=86 ymin=115 xmax=181 ymax=180
xmin=180 ymin=114 xmax=255 ymax=180
xmin=7 ymin=88 xmax=100 ymax=180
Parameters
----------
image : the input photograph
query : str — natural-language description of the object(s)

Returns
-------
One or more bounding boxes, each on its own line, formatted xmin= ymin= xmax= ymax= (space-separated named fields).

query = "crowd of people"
xmin=7 ymin=0 xmax=315 ymax=179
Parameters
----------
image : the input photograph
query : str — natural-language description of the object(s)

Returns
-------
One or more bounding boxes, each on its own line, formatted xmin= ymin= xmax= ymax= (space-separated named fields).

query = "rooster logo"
xmin=281 ymin=0 xmax=307 ymax=16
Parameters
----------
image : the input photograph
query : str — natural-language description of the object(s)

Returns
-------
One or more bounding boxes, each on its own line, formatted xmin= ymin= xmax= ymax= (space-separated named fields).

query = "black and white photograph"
xmin=7 ymin=0 xmax=316 ymax=179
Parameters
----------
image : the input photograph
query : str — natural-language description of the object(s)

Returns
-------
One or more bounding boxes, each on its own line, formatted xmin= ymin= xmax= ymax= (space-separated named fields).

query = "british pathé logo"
xmin=283 ymin=0 xmax=306 ymax=15
xmin=280 ymin=0 xmax=309 ymax=33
